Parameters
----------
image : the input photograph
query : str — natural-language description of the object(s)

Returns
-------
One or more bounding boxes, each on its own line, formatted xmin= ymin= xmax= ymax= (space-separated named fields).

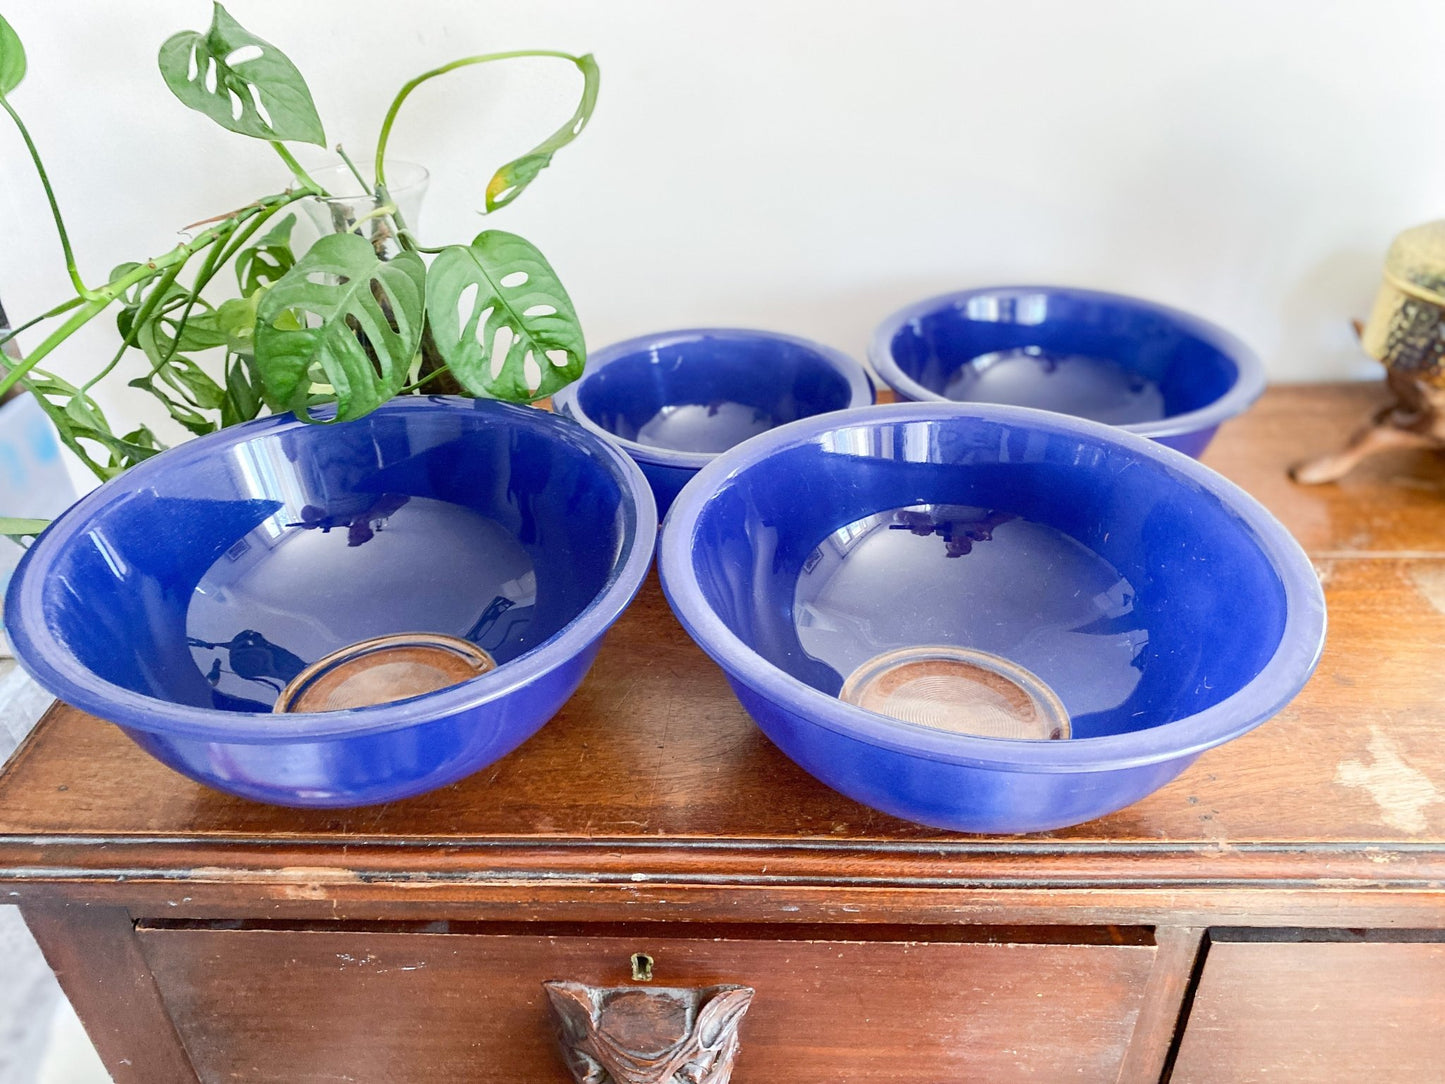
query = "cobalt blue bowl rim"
xmin=5 ymin=396 xmax=658 ymax=743
xmin=550 ymin=327 xmax=876 ymax=470
xmin=658 ymin=401 xmax=1326 ymax=774
xmin=867 ymin=285 xmax=1268 ymax=441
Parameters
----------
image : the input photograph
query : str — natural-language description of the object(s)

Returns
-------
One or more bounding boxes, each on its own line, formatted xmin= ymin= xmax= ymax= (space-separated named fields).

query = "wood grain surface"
xmin=1169 ymin=938 xmax=1445 ymax=1082
xmin=21 ymin=903 xmax=198 ymax=1084
xmin=136 ymin=926 xmax=1155 ymax=1083
xmin=0 ymin=383 xmax=1442 ymax=921
xmin=3 ymin=382 xmax=1445 ymax=1084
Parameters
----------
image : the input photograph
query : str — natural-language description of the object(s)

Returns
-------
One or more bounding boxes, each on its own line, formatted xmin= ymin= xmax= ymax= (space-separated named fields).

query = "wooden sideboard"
xmin=1 ymin=383 xmax=1442 ymax=1083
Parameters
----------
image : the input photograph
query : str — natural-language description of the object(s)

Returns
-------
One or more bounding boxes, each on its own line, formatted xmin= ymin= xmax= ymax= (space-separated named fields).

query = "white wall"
xmin=3 ymin=0 xmax=1443 ymax=465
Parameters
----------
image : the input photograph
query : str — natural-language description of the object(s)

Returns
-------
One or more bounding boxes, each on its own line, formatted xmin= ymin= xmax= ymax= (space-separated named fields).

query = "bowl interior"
xmin=683 ymin=414 xmax=1289 ymax=739
xmin=884 ymin=291 xmax=1240 ymax=424
xmin=577 ymin=334 xmax=859 ymax=455
xmin=34 ymin=403 xmax=632 ymax=715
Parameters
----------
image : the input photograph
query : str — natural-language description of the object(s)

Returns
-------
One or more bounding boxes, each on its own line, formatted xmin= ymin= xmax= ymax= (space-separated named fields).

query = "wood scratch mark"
xmin=1407 ymin=563 xmax=1445 ymax=615
xmin=1336 ymin=727 xmax=1442 ymax=834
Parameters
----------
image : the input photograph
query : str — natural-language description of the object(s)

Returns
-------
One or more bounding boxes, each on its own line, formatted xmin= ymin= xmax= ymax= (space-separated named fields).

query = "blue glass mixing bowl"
xmin=5 ymin=398 xmax=656 ymax=807
xmin=659 ymin=403 xmax=1325 ymax=833
xmin=870 ymin=286 xmax=1266 ymax=457
xmin=552 ymin=328 xmax=874 ymax=515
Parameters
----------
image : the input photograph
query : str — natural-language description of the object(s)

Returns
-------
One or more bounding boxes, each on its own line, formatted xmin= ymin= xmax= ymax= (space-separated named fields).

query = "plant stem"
xmin=374 ymin=49 xmax=581 ymax=190
xmin=0 ymin=297 xmax=86 ymax=351
xmin=148 ymin=238 xmax=226 ymax=381
xmin=0 ymin=95 xmax=91 ymax=298
xmin=79 ymin=261 xmax=186 ymax=395
xmin=211 ymin=200 xmax=283 ymax=270
xmin=334 ymin=144 xmax=371 ymax=192
xmin=270 ymin=141 xmax=326 ymax=195
xmin=401 ymin=364 xmax=454 ymax=393
xmin=0 ymin=191 xmax=309 ymax=401
xmin=398 ymin=229 xmax=447 ymax=255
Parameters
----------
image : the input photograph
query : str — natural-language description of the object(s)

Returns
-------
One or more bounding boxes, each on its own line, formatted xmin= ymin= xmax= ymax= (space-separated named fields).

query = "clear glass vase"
xmin=299 ymin=161 xmax=429 ymax=260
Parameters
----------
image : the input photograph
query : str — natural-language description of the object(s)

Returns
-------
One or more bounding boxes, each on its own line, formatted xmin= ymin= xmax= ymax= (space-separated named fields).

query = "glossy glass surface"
xmin=941 ymin=349 xmax=1166 ymax=424
xmin=870 ymin=287 xmax=1265 ymax=457
xmin=794 ymin=504 xmax=1142 ymax=730
xmin=6 ymin=398 xmax=657 ymax=807
xmin=659 ymin=404 xmax=1326 ymax=833
xmin=553 ymin=328 xmax=874 ymax=515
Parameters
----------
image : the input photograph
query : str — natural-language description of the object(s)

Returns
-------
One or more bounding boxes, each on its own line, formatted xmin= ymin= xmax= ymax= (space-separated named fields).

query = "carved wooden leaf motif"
xmin=543 ymin=981 xmax=755 ymax=1084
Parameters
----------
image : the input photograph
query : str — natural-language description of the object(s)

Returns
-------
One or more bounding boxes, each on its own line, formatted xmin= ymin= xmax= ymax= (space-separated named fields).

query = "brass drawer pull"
xmin=544 ymin=978 xmax=755 ymax=1084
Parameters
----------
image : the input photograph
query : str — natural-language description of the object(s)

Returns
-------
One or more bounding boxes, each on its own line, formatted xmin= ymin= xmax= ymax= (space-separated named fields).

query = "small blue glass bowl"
xmin=659 ymin=403 xmax=1325 ymax=834
xmin=870 ymin=286 xmax=1267 ymax=457
xmin=5 ymin=398 xmax=656 ymax=808
xmin=552 ymin=328 xmax=875 ymax=515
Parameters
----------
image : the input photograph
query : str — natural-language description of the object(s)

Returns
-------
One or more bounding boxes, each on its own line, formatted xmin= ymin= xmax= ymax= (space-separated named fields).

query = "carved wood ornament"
xmin=543 ymin=980 xmax=755 ymax=1084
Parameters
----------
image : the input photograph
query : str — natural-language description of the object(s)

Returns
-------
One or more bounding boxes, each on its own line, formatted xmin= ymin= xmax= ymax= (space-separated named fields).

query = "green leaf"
xmin=221 ymin=353 xmax=264 ymax=427
xmin=255 ymin=232 xmax=426 ymax=422
xmin=158 ymin=3 xmax=324 ymax=146
xmin=485 ymin=54 xmax=598 ymax=213
xmin=425 ymin=230 xmax=584 ymax=401
xmin=22 ymin=369 xmax=167 ymax=478
xmin=111 ymin=262 xmax=149 ymax=340
xmin=0 ymin=517 xmax=48 ymax=543
xmin=162 ymin=355 xmax=226 ymax=410
xmin=107 ymin=425 xmax=166 ymax=468
xmin=0 ymin=13 xmax=26 ymax=96
xmin=234 ymin=212 xmax=296 ymax=295
xmin=135 ymin=299 xmax=219 ymax=365
xmin=127 ymin=374 xmax=219 ymax=436
xmin=172 ymin=309 xmax=232 ymax=352
xmin=215 ymin=294 xmax=261 ymax=355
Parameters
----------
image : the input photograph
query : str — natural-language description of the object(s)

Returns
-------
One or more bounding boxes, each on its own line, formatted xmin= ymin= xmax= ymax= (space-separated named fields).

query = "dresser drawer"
xmin=1171 ymin=938 xmax=1445 ymax=1083
xmin=136 ymin=923 xmax=1156 ymax=1082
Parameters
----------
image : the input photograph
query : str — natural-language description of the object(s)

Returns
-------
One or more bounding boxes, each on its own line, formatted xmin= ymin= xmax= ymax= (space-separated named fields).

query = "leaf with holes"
xmin=158 ymin=2 xmax=324 ymax=146
xmin=255 ymin=232 xmax=425 ymax=422
xmin=23 ymin=369 xmax=166 ymax=478
xmin=426 ymin=231 xmax=584 ymax=401
xmin=485 ymin=54 xmax=598 ymax=213
xmin=160 ymin=355 xmax=226 ymax=411
xmin=127 ymin=372 xmax=219 ymax=437
xmin=0 ymin=12 xmax=26 ymax=96
xmin=234 ymin=212 xmax=296 ymax=295
xmin=134 ymin=296 xmax=222 ymax=370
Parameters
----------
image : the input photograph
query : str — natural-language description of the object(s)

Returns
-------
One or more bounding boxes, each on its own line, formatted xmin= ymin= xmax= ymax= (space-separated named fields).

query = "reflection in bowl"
xmin=660 ymin=404 xmax=1325 ymax=833
xmin=6 ymin=398 xmax=656 ymax=807
xmin=870 ymin=286 xmax=1266 ymax=457
xmin=552 ymin=328 xmax=874 ymax=515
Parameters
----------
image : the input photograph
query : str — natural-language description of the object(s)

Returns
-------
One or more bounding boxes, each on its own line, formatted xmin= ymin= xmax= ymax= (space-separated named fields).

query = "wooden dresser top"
xmin=2 ymin=382 xmax=1442 ymax=925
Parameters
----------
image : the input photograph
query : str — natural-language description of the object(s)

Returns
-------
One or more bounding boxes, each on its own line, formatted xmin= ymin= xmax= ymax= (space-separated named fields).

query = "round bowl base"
xmin=275 ymin=633 xmax=497 ymax=714
xmin=840 ymin=645 xmax=1070 ymax=741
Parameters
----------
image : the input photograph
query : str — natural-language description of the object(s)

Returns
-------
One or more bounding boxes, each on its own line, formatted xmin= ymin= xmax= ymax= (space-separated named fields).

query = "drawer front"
xmin=137 ymin=926 xmax=1155 ymax=1082
xmin=1172 ymin=941 xmax=1445 ymax=1083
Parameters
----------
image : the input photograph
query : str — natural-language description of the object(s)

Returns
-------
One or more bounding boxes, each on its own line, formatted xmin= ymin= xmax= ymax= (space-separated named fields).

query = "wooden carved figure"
xmin=543 ymin=980 xmax=755 ymax=1084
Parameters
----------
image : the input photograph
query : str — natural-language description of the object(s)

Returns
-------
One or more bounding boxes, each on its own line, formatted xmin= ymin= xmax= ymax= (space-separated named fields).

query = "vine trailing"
xmin=0 ymin=3 xmax=597 ymax=501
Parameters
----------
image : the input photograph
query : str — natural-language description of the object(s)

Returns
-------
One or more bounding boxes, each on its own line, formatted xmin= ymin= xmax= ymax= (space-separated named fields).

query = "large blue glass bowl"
xmin=659 ymin=404 xmax=1325 ymax=834
xmin=552 ymin=328 xmax=874 ymax=516
xmin=5 ymin=398 xmax=656 ymax=807
xmin=870 ymin=286 xmax=1267 ymax=457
